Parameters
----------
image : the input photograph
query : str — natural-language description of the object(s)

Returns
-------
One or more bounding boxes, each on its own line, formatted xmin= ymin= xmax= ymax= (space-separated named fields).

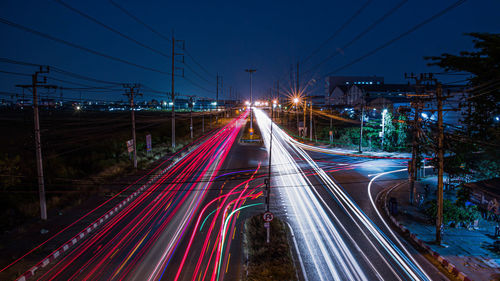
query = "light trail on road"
xmin=255 ymin=108 xmax=431 ymax=281
xmin=20 ymin=111 xmax=251 ymax=281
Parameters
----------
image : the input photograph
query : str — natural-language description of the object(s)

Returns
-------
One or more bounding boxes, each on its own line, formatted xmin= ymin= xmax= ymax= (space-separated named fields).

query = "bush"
xmin=424 ymin=199 xmax=481 ymax=225
xmin=245 ymin=215 xmax=296 ymax=281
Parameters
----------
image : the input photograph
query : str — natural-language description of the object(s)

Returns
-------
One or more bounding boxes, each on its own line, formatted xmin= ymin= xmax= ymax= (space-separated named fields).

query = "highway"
xmin=12 ymin=108 xmax=449 ymax=281
xmin=255 ymin=108 xmax=444 ymax=281
xmin=20 ymin=110 xmax=266 ymax=281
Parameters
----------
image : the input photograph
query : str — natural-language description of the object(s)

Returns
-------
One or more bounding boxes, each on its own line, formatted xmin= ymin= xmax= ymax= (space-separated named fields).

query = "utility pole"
xmin=202 ymin=102 xmax=205 ymax=134
xmin=276 ymin=80 xmax=280 ymax=121
xmin=171 ymin=31 xmax=185 ymax=149
xmin=171 ymin=34 xmax=175 ymax=149
xmin=266 ymin=98 xmax=274 ymax=244
xmin=309 ymin=101 xmax=313 ymax=141
xmin=436 ymin=82 xmax=444 ymax=244
xmin=405 ymin=73 xmax=426 ymax=205
xmin=34 ymin=69 xmax=48 ymax=221
xmin=216 ymin=74 xmax=219 ymax=123
xmin=303 ymin=98 xmax=306 ymax=138
xmin=187 ymin=95 xmax=195 ymax=139
xmin=17 ymin=66 xmax=53 ymax=220
xmin=123 ymin=84 xmax=141 ymax=169
xmin=245 ymin=69 xmax=256 ymax=131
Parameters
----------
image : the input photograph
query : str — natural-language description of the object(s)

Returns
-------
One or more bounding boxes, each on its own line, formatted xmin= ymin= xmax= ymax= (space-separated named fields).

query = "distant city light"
xmin=75 ymin=105 xmax=81 ymax=110
xmin=421 ymin=113 xmax=429 ymax=119
xmin=495 ymin=116 xmax=500 ymax=121
xmin=293 ymin=98 xmax=299 ymax=104
xmin=382 ymin=109 xmax=387 ymax=114
xmin=245 ymin=101 xmax=250 ymax=106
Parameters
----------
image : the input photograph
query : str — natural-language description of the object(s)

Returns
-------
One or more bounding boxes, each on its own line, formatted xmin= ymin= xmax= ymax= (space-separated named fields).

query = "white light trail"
xmin=254 ymin=108 xmax=430 ymax=281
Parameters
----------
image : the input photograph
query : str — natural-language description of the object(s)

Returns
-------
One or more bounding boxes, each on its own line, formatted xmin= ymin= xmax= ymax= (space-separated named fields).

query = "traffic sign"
xmin=263 ymin=211 xmax=274 ymax=222
xmin=264 ymin=222 xmax=270 ymax=228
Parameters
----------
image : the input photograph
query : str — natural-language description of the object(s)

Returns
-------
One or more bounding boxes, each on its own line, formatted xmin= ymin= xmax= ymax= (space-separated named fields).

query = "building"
xmin=325 ymin=75 xmax=384 ymax=99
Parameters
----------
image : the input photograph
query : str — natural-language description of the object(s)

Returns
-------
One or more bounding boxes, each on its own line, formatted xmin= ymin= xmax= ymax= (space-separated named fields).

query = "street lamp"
xmin=381 ymin=109 xmax=388 ymax=149
xmin=293 ymin=98 xmax=300 ymax=133
xmin=245 ymin=69 xmax=257 ymax=132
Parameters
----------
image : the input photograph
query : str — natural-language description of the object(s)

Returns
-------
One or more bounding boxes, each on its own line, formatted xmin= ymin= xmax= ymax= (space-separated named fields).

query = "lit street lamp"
xmin=381 ymin=108 xmax=387 ymax=149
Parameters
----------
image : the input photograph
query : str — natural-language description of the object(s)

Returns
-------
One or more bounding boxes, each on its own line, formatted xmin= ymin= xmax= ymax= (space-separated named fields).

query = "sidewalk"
xmin=387 ymin=176 xmax=500 ymax=281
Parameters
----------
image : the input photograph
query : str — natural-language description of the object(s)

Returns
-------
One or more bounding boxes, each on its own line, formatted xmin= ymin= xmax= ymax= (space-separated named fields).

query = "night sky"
xmin=1 ymin=0 xmax=499 ymax=102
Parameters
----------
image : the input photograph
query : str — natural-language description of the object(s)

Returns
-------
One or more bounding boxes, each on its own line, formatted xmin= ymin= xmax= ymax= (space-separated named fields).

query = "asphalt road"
xmin=255 ymin=108 xmax=447 ymax=281
xmin=20 ymin=108 xmax=448 ymax=281
xmin=29 ymin=112 xmax=267 ymax=281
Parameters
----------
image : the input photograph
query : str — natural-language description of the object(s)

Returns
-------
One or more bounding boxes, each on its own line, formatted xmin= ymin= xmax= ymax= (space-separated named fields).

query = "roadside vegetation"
xmin=243 ymin=215 xmax=297 ymax=281
xmin=0 ymin=109 xmax=233 ymax=232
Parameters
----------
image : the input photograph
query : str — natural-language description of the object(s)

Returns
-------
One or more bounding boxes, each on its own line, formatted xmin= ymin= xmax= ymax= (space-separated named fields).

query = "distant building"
xmin=324 ymin=75 xmax=467 ymax=124
xmin=325 ymin=75 xmax=384 ymax=99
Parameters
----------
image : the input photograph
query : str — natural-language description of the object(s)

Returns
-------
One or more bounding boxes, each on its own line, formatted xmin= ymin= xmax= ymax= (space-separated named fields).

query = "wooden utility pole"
xmin=123 ymin=84 xmax=141 ymax=169
xmin=436 ymin=82 xmax=444 ymax=244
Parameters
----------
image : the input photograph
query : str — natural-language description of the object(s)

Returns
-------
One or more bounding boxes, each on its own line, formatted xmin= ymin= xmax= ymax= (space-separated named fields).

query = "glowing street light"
xmin=381 ymin=109 xmax=388 ymax=149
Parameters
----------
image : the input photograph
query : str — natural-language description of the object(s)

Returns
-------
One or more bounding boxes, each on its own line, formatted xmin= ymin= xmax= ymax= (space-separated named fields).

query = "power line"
xmin=108 ymin=0 xmax=171 ymax=43
xmin=324 ymin=0 xmax=467 ymax=76
xmin=53 ymin=0 xmax=171 ymax=59
xmin=0 ymin=69 xmax=32 ymax=77
xmin=107 ymin=0 xmax=216 ymax=85
xmin=0 ymin=17 xmax=172 ymax=75
xmin=303 ymin=0 xmax=408 ymax=76
xmin=301 ymin=0 xmax=372 ymax=65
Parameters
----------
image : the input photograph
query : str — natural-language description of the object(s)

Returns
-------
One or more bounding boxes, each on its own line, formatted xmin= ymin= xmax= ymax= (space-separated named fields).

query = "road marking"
xmin=164 ymin=201 xmax=172 ymax=211
xmin=226 ymin=253 xmax=231 ymax=273
xmin=112 ymin=229 xmax=150 ymax=278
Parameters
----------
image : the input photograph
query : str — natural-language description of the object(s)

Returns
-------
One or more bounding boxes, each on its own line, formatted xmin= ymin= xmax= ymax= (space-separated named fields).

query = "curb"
xmin=381 ymin=183 xmax=472 ymax=281
xmin=16 ymin=144 xmax=200 ymax=281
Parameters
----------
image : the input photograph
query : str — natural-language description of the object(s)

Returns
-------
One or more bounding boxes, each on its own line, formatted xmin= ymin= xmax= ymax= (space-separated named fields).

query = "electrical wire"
xmin=323 ymin=0 xmax=467 ymax=76
xmin=0 ymin=17 xmax=172 ymax=75
xmin=53 ymin=0 xmax=171 ymax=59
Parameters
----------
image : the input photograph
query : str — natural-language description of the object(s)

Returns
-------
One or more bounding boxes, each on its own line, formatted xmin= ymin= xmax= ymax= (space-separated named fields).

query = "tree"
xmin=382 ymin=111 xmax=397 ymax=151
xmin=426 ymin=33 xmax=500 ymax=179
xmin=396 ymin=114 xmax=408 ymax=150
xmin=426 ymin=33 xmax=500 ymax=142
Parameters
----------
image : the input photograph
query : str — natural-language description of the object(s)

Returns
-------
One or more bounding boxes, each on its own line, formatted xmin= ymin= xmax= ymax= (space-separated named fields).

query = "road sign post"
xmin=263 ymin=211 xmax=273 ymax=244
